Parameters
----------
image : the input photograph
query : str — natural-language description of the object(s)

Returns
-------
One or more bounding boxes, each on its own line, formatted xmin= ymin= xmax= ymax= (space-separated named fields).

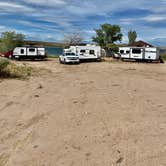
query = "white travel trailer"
xmin=65 ymin=45 xmax=102 ymax=61
xmin=119 ymin=47 xmax=160 ymax=61
xmin=13 ymin=47 xmax=46 ymax=60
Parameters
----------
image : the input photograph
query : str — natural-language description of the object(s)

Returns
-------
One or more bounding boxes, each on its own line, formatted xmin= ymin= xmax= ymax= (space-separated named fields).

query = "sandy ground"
xmin=0 ymin=59 xmax=166 ymax=166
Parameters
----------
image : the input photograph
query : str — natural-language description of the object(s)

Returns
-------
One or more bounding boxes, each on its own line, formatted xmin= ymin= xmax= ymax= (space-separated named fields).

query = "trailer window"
xmin=132 ymin=49 xmax=141 ymax=54
xmin=80 ymin=50 xmax=86 ymax=53
xmin=120 ymin=50 xmax=124 ymax=54
xmin=145 ymin=51 xmax=156 ymax=53
xmin=89 ymin=50 xmax=95 ymax=55
xmin=29 ymin=48 xmax=35 ymax=52
xmin=20 ymin=49 xmax=24 ymax=54
xmin=126 ymin=50 xmax=130 ymax=54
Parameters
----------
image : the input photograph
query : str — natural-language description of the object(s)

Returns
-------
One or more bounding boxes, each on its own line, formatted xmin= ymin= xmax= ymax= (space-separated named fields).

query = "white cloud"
xmin=143 ymin=15 xmax=166 ymax=22
xmin=18 ymin=20 xmax=63 ymax=33
xmin=120 ymin=18 xmax=135 ymax=25
xmin=0 ymin=2 xmax=33 ymax=12
xmin=0 ymin=26 xmax=6 ymax=30
xmin=0 ymin=25 xmax=29 ymax=37
xmin=120 ymin=14 xmax=166 ymax=23
xmin=0 ymin=25 xmax=18 ymax=33
xmin=23 ymin=0 xmax=66 ymax=6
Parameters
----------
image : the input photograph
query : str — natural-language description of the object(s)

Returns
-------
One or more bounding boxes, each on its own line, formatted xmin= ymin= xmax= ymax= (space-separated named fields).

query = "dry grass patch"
xmin=0 ymin=58 xmax=32 ymax=79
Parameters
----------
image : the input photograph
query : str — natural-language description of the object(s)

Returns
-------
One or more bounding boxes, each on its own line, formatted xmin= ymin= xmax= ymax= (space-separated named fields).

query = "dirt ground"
xmin=0 ymin=59 xmax=166 ymax=166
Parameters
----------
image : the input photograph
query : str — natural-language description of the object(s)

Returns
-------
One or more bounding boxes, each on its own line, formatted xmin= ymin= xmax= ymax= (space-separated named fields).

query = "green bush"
xmin=47 ymin=54 xmax=59 ymax=58
xmin=161 ymin=53 xmax=166 ymax=60
xmin=0 ymin=59 xmax=10 ymax=71
xmin=0 ymin=59 xmax=32 ymax=79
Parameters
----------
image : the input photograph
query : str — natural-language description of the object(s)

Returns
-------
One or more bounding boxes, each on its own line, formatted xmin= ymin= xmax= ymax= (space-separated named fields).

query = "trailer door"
xmin=37 ymin=48 xmax=45 ymax=56
xmin=79 ymin=49 xmax=88 ymax=59
xmin=130 ymin=48 xmax=143 ymax=59
xmin=144 ymin=48 xmax=158 ymax=60
xmin=27 ymin=48 xmax=37 ymax=56
xmin=90 ymin=49 xmax=98 ymax=58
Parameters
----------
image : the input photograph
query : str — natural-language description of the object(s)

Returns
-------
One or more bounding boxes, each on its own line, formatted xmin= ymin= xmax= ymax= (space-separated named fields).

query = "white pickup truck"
xmin=59 ymin=52 xmax=80 ymax=64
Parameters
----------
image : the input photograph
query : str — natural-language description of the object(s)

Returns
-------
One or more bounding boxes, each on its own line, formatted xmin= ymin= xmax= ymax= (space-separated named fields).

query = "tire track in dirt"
xmin=0 ymin=113 xmax=51 ymax=166
xmin=0 ymin=113 xmax=49 ymax=143
xmin=0 ymin=153 xmax=10 ymax=166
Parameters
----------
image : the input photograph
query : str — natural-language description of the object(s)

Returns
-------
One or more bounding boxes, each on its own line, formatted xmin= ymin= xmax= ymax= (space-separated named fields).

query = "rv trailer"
xmin=119 ymin=47 xmax=160 ymax=62
xmin=13 ymin=47 xmax=46 ymax=60
xmin=65 ymin=45 xmax=102 ymax=61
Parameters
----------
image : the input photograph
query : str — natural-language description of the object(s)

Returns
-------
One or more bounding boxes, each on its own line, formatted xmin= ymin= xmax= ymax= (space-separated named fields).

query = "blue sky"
xmin=0 ymin=0 xmax=166 ymax=46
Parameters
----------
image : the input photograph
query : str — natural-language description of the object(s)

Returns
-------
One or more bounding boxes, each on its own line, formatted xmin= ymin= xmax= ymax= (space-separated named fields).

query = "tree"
xmin=128 ymin=30 xmax=137 ymax=45
xmin=0 ymin=31 xmax=25 ymax=53
xmin=106 ymin=43 xmax=119 ymax=53
xmin=63 ymin=33 xmax=83 ymax=45
xmin=92 ymin=23 xmax=123 ymax=54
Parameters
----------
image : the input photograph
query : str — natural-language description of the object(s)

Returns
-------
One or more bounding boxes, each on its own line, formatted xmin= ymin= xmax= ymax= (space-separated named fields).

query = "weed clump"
xmin=0 ymin=58 xmax=32 ymax=79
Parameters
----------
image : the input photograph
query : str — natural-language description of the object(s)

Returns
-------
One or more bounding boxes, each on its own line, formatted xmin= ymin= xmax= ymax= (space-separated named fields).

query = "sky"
xmin=0 ymin=0 xmax=166 ymax=46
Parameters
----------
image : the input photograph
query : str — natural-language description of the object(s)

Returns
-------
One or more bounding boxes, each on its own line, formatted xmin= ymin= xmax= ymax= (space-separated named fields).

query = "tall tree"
xmin=92 ymin=23 xmax=123 ymax=53
xmin=63 ymin=33 xmax=83 ymax=46
xmin=0 ymin=31 xmax=25 ymax=53
xmin=128 ymin=30 xmax=137 ymax=45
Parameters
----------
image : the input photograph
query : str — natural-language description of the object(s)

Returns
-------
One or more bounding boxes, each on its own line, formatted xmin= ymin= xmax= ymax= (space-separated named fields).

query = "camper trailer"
xmin=13 ymin=47 xmax=46 ymax=60
xmin=119 ymin=47 xmax=160 ymax=61
xmin=65 ymin=45 xmax=102 ymax=61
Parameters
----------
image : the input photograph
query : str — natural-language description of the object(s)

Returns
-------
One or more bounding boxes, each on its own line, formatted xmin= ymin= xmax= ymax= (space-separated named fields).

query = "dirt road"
xmin=0 ymin=59 xmax=166 ymax=166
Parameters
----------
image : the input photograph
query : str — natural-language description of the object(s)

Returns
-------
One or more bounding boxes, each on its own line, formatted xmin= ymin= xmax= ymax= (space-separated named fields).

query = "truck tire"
xmin=59 ymin=58 xmax=62 ymax=64
xmin=97 ymin=58 xmax=101 ymax=62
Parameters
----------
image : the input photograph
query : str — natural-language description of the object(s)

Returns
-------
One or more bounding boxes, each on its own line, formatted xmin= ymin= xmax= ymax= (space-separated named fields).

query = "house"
xmin=129 ymin=40 xmax=154 ymax=47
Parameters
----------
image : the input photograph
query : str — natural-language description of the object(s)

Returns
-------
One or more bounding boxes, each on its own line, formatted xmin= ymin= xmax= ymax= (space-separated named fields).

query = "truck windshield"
xmin=65 ymin=53 xmax=76 ymax=56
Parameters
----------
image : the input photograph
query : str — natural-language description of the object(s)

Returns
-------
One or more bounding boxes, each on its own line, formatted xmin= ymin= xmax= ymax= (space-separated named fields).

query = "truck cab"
xmin=59 ymin=52 xmax=80 ymax=64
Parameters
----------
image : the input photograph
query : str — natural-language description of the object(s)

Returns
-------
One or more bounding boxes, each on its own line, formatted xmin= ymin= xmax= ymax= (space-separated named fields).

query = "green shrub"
xmin=161 ymin=53 xmax=166 ymax=60
xmin=0 ymin=59 xmax=32 ymax=79
xmin=47 ymin=54 xmax=59 ymax=58
xmin=0 ymin=59 xmax=10 ymax=71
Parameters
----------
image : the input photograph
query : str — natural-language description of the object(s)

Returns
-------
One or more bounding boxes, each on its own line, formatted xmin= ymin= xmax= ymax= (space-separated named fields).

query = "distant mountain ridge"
xmin=23 ymin=40 xmax=65 ymax=47
xmin=0 ymin=39 xmax=65 ymax=47
xmin=149 ymin=38 xmax=166 ymax=47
